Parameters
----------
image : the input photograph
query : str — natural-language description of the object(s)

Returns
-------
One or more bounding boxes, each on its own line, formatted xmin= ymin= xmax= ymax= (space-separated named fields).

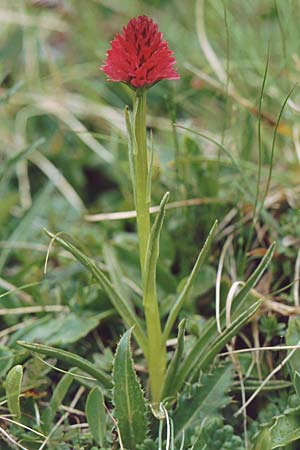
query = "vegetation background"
xmin=1 ymin=0 xmax=300 ymax=449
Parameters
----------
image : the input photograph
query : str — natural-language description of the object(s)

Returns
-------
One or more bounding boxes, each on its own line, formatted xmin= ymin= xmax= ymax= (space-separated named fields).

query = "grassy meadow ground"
xmin=1 ymin=0 xmax=300 ymax=449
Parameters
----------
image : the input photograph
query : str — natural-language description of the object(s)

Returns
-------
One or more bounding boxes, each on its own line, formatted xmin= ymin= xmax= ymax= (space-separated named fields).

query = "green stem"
xmin=134 ymin=89 xmax=151 ymax=272
xmin=133 ymin=88 xmax=165 ymax=403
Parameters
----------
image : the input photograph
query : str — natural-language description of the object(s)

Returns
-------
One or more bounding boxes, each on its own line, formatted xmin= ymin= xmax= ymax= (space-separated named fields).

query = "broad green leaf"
xmin=5 ymin=365 xmax=23 ymax=419
xmin=17 ymin=341 xmax=112 ymax=392
xmin=163 ymin=220 xmax=218 ymax=342
xmin=86 ymin=386 xmax=106 ymax=446
xmin=113 ymin=329 xmax=147 ymax=449
xmin=270 ymin=411 xmax=300 ymax=448
xmin=162 ymin=319 xmax=186 ymax=400
xmin=43 ymin=368 xmax=76 ymax=431
xmin=10 ymin=312 xmax=113 ymax=346
xmin=172 ymin=300 xmax=261 ymax=394
xmin=44 ymin=230 xmax=148 ymax=355
xmin=173 ymin=363 xmax=233 ymax=442
xmin=252 ymin=428 xmax=272 ymax=450
xmin=286 ymin=317 xmax=300 ymax=374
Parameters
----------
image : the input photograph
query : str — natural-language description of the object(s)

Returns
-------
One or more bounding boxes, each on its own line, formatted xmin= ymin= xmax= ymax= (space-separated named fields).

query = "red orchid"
xmin=102 ymin=15 xmax=179 ymax=89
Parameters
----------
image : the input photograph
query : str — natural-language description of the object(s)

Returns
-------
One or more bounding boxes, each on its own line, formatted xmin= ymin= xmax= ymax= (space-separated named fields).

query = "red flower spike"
xmin=101 ymin=16 xmax=180 ymax=89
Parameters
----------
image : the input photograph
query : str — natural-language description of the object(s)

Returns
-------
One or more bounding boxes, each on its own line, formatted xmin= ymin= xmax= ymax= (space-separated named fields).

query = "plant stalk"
xmin=133 ymin=88 xmax=166 ymax=403
xmin=134 ymin=89 xmax=151 ymax=272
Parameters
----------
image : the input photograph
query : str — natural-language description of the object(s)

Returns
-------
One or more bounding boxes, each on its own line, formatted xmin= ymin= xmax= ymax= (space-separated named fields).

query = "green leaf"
xmin=252 ymin=428 xmax=272 ymax=450
xmin=162 ymin=319 xmax=186 ymax=400
xmin=5 ymin=365 xmax=23 ymax=419
xmin=0 ymin=346 xmax=14 ymax=377
xmin=143 ymin=192 xmax=169 ymax=402
xmin=143 ymin=192 xmax=170 ymax=313
xmin=125 ymin=105 xmax=137 ymax=202
xmin=163 ymin=220 xmax=218 ymax=342
xmin=86 ymin=386 xmax=106 ymax=446
xmin=113 ymin=329 xmax=147 ymax=449
xmin=269 ymin=411 xmax=300 ymax=448
xmin=12 ymin=312 xmax=113 ymax=346
xmin=196 ymin=243 xmax=275 ymax=358
xmin=43 ymin=368 xmax=76 ymax=431
xmin=103 ymin=243 xmax=132 ymax=306
xmin=231 ymin=242 xmax=275 ymax=314
xmin=286 ymin=316 xmax=300 ymax=374
xmin=44 ymin=230 xmax=148 ymax=355
xmin=17 ymin=341 xmax=112 ymax=392
xmin=170 ymin=243 xmax=275 ymax=394
xmin=172 ymin=300 xmax=261 ymax=394
xmin=293 ymin=371 xmax=300 ymax=400
xmin=173 ymin=363 xmax=233 ymax=442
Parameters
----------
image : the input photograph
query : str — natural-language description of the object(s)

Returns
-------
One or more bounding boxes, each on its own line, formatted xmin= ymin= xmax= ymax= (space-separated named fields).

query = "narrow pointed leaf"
xmin=172 ymin=300 xmax=261 ymax=394
xmin=143 ymin=191 xmax=170 ymax=311
xmin=162 ymin=319 xmax=186 ymax=400
xmin=103 ymin=243 xmax=132 ymax=306
xmin=17 ymin=341 xmax=112 ymax=391
xmin=113 ymin=329 xmax=147 ymax=449
xmin=143 ymin=192 xmax=169 ymax=401
xmin=5 ymin=365 xmax=23 ymax=419
xmin=86 ymin=386 xmax=106 ymax=446
xmin=43 ymin=368 xmax=76 ymax=430
xmin=163 ymin=220 xmax=218 ymax=342
xmin=125 ymin=106 xmax=137 ymax=201
xmin=146 ymin=130 xmax=154 ymax=203
xmin=232 ymin=242 xmax=275 ymax=313
xmin=171 ymin=243 xmax=275 ymax=393
xmin=44 ymin=230 xmax=148 ymax=355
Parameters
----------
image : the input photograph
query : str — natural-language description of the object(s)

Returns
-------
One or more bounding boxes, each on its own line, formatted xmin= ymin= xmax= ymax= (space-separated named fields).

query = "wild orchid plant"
xmin=102 ymin=15 xmax=180 ymax=403
xmin=14 ymin=15 xmax=275 ymax=449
